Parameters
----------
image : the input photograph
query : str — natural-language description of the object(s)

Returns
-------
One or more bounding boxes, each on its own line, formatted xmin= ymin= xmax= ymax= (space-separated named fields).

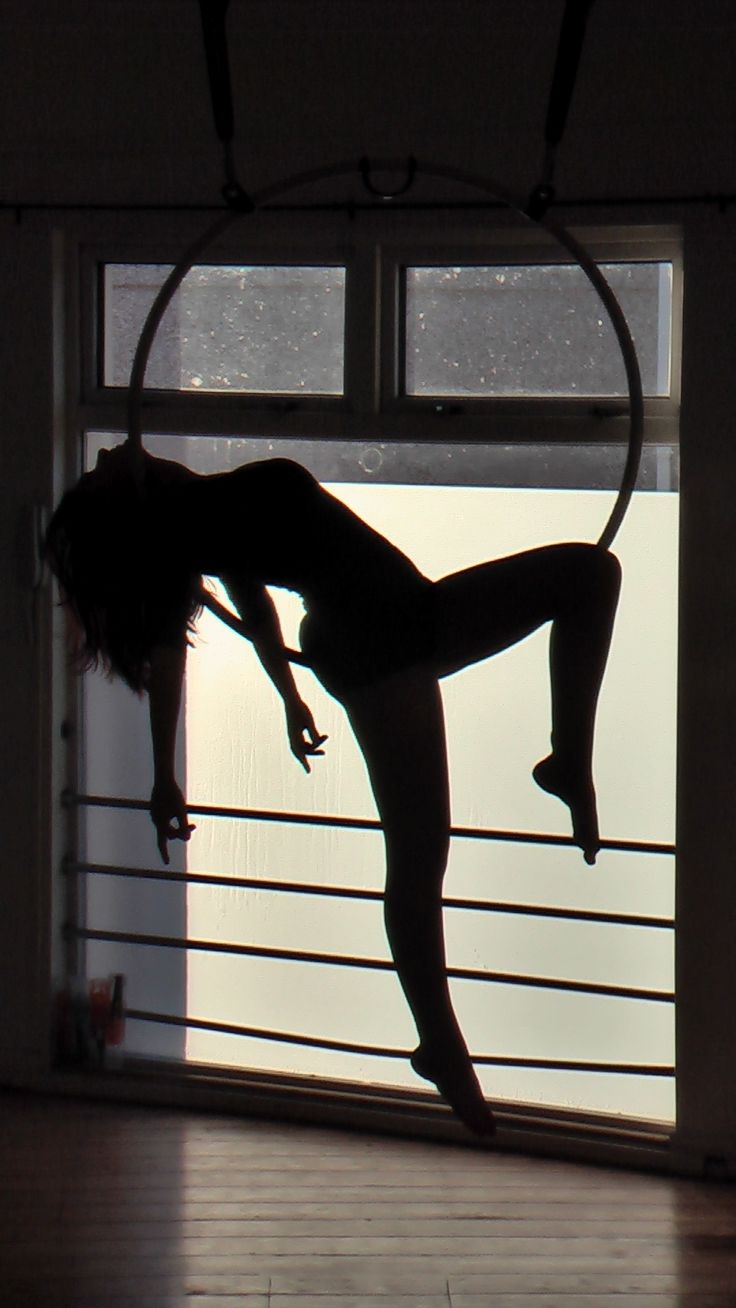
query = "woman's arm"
xmin=224 ymin=578 xmax=327 ymax=771
xmin=148 ymin=643 xmax=196 ymax=863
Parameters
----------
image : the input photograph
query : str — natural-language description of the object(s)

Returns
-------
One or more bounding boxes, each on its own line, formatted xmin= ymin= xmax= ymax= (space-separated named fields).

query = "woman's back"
xmin=176 ymin=457 xmax=427 ymax=611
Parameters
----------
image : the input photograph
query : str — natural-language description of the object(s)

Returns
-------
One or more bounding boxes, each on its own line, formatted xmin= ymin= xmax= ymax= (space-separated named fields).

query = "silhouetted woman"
xmin=45 ymin=442 xmax=621 ymax=1137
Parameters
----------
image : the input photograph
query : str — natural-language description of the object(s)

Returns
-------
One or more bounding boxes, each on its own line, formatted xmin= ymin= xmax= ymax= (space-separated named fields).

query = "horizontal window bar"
xmin=69 ymin=861 xmax=674 ymax=931
xmin=68 ymin=794 xmax=676 ymax=858
xmin=125 ymin=1008 xmax=674 ymax=1078
xmin=81 ymin=413 xmax=680 ymax=458
xmin=68 ymin=926 xmax=674 ymax=1003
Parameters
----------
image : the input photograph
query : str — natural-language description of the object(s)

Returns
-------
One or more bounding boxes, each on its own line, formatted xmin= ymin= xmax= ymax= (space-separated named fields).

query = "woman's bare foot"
xmin=411 ymin=1044 xmax=496 ymax=1137
xmin=532 ymin=754 xmax=600 ymax=865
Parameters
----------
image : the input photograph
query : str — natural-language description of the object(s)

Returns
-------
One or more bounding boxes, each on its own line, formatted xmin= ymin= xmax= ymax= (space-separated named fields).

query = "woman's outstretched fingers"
xmin=150 ymin=779 xmax=196 ymax=864
xmin=286 ymin=699 xmax=327 ymax=771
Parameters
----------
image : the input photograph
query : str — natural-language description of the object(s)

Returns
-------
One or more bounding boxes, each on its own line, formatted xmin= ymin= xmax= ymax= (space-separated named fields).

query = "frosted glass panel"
xmin=405 ymin=262 xmax=672 ymax=397
xmin=103 ymin=264 xmax=346 ymax=394
xmin=81 ymin=433 xmax=676 ymax=1123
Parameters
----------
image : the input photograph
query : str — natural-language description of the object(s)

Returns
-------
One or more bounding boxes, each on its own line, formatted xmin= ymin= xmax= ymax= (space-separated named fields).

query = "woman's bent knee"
xmin=593 ymin=545 xmax=622 ymax=598
xmin=564 ymin=543 xmax=621 ymax=597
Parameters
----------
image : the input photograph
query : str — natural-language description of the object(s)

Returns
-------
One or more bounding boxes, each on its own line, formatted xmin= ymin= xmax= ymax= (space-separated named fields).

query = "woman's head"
xmin=44 ymin=449 xmax=199 ymax=692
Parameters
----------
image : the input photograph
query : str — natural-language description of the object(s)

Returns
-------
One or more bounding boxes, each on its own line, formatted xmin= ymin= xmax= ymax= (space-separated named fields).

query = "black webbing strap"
xmin=528 ymin=0 xmax=595 ymax=219
xmin=544 ymin=0 xmax=595 ymax=149
xmin=199 ymin=0 xmax=234 ymax=143
xmin=198 ymin=0 xmax=254 ymax=210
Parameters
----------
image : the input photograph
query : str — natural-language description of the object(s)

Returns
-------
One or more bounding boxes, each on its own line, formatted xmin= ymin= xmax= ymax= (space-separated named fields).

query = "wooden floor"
xmin=2 ymin=1093 xmax=736 ymax=1307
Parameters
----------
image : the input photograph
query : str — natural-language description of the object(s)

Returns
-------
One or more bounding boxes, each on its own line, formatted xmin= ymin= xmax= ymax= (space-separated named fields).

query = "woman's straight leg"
xmin=342 ymin=668 xmax=495 ymax=1136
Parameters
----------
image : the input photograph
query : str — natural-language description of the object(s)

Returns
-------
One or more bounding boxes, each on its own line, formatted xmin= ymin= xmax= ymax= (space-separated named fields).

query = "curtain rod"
xmin=1 ymin=192 xmax=735 ymax=219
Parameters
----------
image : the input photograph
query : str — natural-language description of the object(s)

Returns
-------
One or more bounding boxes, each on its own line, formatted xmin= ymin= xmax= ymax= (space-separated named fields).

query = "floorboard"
xmin=2 ymin=1091 xmax=735 ymax=1306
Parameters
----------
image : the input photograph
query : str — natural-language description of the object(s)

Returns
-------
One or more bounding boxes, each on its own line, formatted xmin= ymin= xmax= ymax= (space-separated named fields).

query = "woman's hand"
xmin=285 ymin=699 xmax=328 ymax=772
xmin=149 ymin=778 xmax=196 ymax=864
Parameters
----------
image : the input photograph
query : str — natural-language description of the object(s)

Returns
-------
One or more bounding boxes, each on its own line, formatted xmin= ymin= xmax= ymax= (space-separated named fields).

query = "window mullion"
xmin=342 ymin=239 xmax=381 ymax=420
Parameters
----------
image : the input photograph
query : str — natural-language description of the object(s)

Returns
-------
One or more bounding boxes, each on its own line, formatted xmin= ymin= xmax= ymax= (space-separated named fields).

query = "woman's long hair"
xmin=44 ymin=463 xmax=201 ymax=693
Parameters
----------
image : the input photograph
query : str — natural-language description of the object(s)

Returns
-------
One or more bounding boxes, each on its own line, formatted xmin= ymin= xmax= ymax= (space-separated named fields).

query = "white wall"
xmin=2 ymin=0 xmax=736 ymax=1167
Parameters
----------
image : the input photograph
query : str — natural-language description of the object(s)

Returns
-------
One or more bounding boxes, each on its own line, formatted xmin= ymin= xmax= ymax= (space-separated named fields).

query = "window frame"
xmin=78 ymin=222 xmax=682 ymax=449
xmin=62 ymin=214 xmax=681 ymax=1162
xmin=391 ymin=250 xmax=676 ymax=407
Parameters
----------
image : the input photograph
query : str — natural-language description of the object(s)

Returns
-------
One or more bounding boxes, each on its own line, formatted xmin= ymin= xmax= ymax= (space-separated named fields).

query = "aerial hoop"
xmin=127 ymin=156 xmax=643 ymax=557
xmin=359 ymin=155 xmax=417 ymax=199
xmin=125 ymin=159 xmax=642 ymax=656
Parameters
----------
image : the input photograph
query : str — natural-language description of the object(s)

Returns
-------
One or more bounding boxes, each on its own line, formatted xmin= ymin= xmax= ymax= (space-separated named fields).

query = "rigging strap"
xmin=198 ymin=0 xmax=253 ymax=210
xmin=545 ymin=0 xmax=596 ymax=150
xmin=529 ymin=0 xmax=596 ymax=218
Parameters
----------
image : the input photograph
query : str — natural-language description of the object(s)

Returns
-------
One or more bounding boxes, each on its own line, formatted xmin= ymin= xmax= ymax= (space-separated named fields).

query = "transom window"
xmin=403 ymin=262 xmax=672 ymax=398
xmin=102 ymin=264 xmax=347 ymax=395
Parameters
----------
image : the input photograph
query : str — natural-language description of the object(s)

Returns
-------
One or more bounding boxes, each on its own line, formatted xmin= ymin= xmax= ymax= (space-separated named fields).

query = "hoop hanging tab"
xmin=222 ymin=179 xmax=255 ymax=212
xmin=526 ymin=182 xmax=556 ymax=222
xmin=359 ymin=156 xmax=417 ymax=200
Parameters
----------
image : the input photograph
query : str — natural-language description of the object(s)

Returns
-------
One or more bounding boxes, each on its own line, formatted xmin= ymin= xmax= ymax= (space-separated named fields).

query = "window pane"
xmin=405 ymin=262 xmax=672 ymax=398
xmin=103 ymin=264 xmax=346 ymax=394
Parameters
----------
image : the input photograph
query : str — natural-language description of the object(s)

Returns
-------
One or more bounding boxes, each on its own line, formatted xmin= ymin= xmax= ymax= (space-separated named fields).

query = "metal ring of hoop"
xmin=127 ymin=158 xmax=643 ymax=552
